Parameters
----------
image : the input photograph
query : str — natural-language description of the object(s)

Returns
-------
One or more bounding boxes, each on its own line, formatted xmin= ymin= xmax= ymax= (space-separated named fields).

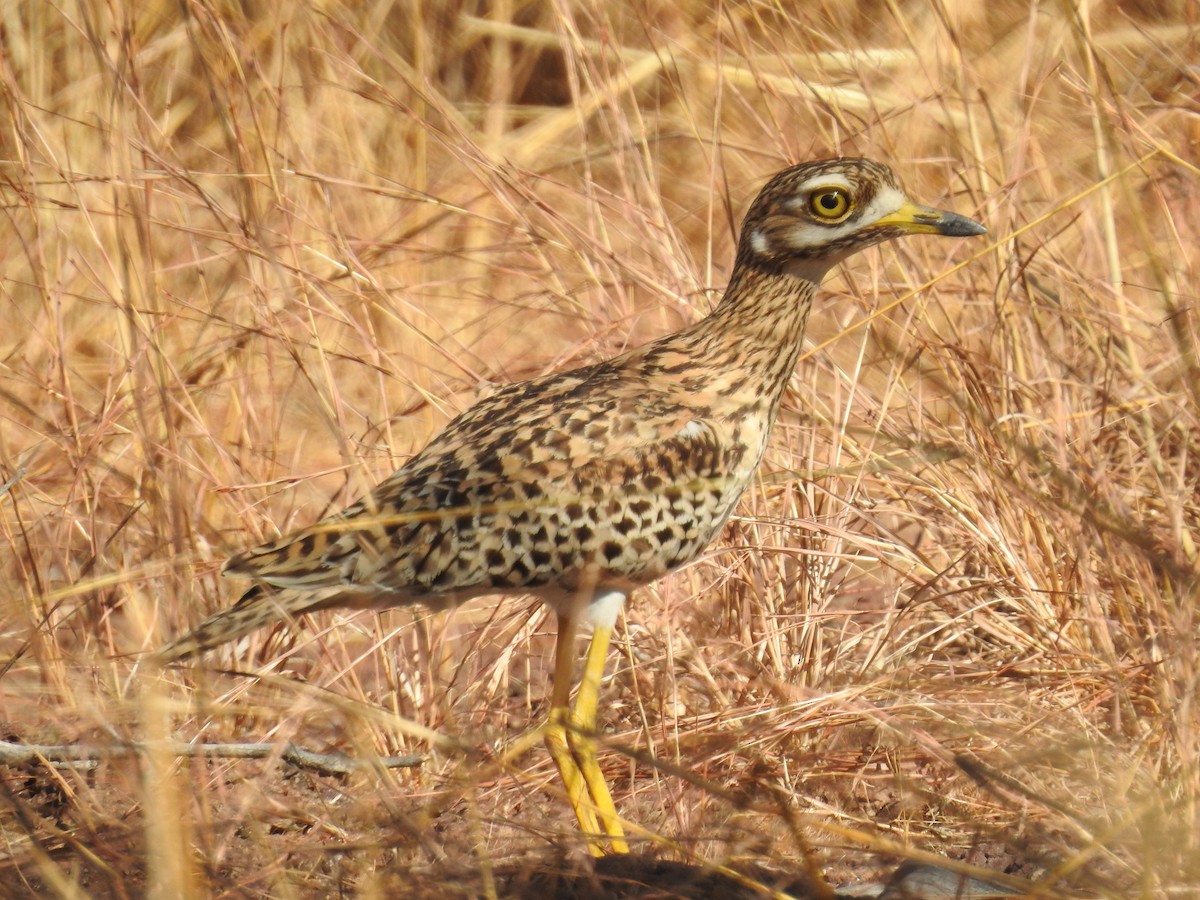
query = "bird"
xmin=156 ymin=157 xmax=985 ymax=855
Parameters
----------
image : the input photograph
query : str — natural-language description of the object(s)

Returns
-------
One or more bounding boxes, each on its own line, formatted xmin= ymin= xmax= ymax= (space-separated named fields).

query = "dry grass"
xmin=2 ymin=1 xmax=1198 ymax=897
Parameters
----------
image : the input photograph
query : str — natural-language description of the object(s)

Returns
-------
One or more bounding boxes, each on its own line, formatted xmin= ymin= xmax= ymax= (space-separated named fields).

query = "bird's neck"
xmin=707 ymin=259 xmax=817 ymax=347
xmin=674 ymin=259 xmax=817 ymax=415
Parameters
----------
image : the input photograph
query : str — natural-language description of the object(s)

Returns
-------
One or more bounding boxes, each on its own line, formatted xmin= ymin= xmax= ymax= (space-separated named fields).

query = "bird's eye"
xmin=809 ymin=188 xmax=850 ymax=220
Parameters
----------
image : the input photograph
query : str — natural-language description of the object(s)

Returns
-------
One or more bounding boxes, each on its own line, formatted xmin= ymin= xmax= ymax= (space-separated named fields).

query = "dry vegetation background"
xmin=2 ymin=0 xmax=1198 ymax=897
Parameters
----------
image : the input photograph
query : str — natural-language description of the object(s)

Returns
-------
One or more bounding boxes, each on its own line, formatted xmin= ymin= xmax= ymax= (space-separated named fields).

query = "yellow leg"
xmin=544 ymin=612 xmax=629 ymax=855
xmin=571 ymin=623 xmax=628 ymax=853
xmin=544 ymin=612 xmax=603 ymax=846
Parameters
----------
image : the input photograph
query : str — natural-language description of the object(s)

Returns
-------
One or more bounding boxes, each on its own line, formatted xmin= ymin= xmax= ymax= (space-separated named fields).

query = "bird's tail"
xmin=152 ymin=584 xmax=342 ymax=664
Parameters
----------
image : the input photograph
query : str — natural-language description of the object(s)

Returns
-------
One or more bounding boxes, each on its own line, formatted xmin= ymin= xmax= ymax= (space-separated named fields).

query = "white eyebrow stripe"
xmin=797 ymin=173 xmax=853 ymax=192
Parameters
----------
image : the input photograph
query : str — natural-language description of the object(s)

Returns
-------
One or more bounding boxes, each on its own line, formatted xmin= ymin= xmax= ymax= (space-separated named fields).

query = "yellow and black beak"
xmin=875 ymin=200 xmax=987 ymax=237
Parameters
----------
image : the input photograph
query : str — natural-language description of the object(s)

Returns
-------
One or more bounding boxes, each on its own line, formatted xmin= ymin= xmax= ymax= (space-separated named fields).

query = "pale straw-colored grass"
xmin=2 ymin=1 xmax=1197 ymax=896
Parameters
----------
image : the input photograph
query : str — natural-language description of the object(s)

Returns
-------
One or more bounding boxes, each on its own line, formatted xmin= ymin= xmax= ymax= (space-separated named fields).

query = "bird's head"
xmin=740 ymin=158 xmax=986 ymax=282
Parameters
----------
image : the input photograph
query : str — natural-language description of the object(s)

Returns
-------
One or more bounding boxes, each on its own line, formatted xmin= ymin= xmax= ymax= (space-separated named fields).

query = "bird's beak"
xmin=875 ymin=201 xmax=987 ymax=237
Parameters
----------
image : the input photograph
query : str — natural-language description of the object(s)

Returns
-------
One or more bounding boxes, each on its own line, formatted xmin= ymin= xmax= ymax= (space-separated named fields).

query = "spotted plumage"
xmin=157 ymin=158 xmax=984 ymax=854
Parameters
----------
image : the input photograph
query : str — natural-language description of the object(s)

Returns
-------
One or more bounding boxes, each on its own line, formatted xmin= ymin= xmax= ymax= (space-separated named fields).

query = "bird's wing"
xmin=221 ymin=361 xmax=744 ymax=600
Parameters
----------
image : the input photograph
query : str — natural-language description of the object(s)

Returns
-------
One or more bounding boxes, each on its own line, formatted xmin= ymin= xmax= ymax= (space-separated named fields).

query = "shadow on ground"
xmin=500 ymin=854 xmax=1024 ymax=899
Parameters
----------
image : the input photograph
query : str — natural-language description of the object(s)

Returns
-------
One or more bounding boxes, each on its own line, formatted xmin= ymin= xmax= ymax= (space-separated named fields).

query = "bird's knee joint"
xmin=543 ymin=717 xmax=570 ymax=758
xmin=565 ymin=718 xmax=597 ymax=757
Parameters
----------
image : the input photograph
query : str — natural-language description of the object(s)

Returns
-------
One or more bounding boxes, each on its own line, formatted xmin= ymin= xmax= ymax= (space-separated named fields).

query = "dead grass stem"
xmin=2 ymin=1 xmax=1198 ymax=896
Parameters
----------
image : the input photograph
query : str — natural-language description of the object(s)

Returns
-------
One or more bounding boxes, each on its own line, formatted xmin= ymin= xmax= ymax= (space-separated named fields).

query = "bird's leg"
xmin=545 ymin=610 xmax=605 ymax=852
xmin=569 ymin=621 xmax=629 ymax=853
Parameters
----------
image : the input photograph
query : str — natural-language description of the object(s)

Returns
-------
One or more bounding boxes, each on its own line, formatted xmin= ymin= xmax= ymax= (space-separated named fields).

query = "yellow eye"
xmin=809 ymin=188 xmax=850 ymax=220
